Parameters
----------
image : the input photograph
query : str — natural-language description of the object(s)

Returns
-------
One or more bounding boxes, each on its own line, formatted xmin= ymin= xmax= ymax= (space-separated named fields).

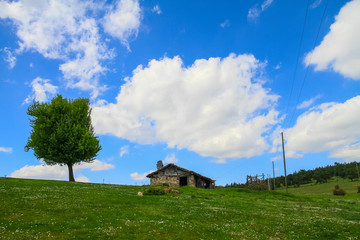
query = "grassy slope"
xmin=0 ymin=178 xmax=359 ymax=240
xmin=275 ymin=177 xmax=359 ymax=196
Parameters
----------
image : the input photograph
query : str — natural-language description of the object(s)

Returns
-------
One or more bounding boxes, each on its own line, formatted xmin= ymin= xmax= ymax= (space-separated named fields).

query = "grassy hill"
xmin=0 ymin=177 xmax=359 ymax=239
xmin=275 ymin=177 xmax=360 ymax=196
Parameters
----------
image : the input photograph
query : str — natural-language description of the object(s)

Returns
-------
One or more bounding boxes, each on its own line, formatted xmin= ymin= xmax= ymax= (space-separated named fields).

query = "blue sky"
xmin=0 ymin=0 xmax=359 ymax=186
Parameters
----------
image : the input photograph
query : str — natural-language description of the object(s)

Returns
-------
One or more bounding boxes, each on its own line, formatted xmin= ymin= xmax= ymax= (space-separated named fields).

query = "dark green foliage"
xmin=143 ymin=187 xmax=165 ymax=195
xmin=161 ymin=183 xmax=169 ymax=187
xmin=225 ymin=182 xmax=247 ymax=188
xmin=276 ymin=176 xmax=285 ymax=188
xmin=313 ymin=167 xmax=332 ymax=183
xmin=25 ymin=95 xmax=101 ymax=181
xmin=357 ymin=185 xmax=360 ymax=194
xmin=228 ymin=162 xmax=359 ymax=190
xmin=333 ymin=185 xmax=346 ymax=196
xmin=272 ymin=162 xmax=359 ymax=187
xmin=226 ymin=179 xmax=267 ymax=190
xmin=248 ymin=182 xmax=268 ymax=191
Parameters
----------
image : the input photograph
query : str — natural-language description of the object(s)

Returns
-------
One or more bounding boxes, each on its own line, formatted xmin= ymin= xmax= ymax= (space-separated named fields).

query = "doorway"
xmin=180 ymin=177 xmax=188 ymax=187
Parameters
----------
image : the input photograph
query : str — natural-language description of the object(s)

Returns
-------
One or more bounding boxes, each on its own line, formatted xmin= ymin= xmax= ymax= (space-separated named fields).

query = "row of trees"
xmin=274 ymin=162 xmax=359 ymax=188
xmin=225 ymin=162 xmax=359 ymax=188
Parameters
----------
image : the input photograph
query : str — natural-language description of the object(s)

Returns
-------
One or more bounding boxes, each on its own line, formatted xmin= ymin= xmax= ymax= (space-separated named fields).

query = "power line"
xmin=283 ymin=0 xmax=310 ymax=128
xmin=287 ymin=0 xmax=329 ymax=128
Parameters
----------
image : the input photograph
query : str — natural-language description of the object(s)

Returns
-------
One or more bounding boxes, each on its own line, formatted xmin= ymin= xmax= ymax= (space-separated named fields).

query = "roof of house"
xmin=146 ymin=163 xmax=215 ymax=182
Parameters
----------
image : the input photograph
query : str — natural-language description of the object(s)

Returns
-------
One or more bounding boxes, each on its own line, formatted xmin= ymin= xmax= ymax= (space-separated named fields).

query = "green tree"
xmin=345 ymin=162 xmax=358 ymax=181
xmin=25 ymin=95 xmax=101 ymax=182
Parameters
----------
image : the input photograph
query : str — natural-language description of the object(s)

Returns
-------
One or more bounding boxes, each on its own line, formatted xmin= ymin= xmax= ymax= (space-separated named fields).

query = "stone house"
xmin=146 ymin=161 xmax=215 ymax=189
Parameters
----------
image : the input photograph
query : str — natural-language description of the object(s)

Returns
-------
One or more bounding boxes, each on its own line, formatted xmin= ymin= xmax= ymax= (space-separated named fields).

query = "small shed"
xmin=146 ymin=161 xmax=215 ymax=189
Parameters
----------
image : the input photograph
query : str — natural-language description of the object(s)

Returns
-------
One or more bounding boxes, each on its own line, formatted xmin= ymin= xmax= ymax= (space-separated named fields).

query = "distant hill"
xmin=273 ymin=161 xmax=359 ymax=188
xmin=226 ymin=162 xmax=359 ymax=189
xmin=275 ymin=177 xmax=359 ymax=196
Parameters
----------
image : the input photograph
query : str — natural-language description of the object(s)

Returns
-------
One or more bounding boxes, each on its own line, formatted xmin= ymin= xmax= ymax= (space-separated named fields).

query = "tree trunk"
xmin=67 ymin=163 xmax=75 ymax=182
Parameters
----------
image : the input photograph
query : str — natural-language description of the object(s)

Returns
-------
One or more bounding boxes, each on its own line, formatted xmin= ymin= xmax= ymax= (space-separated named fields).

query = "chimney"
xmin=156 ymin=160 xmax=164 ymax=170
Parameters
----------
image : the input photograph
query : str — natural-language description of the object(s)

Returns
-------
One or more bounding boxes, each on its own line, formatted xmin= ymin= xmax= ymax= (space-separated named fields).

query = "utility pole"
xmin=272 ymin=161 xmax=276 ymax=190
xmin=281 ymin=132 xmax=288 ymax=192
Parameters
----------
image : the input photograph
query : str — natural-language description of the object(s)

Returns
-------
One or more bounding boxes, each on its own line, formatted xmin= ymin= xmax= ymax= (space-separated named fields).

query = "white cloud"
xmin=10 ymin=160 xmax=114 ymax=181
xmin=120 ymin=145 xmax=130 ymax=157
xmin=271 ymin=155 xmax=281 ymax=162
xmin=330 ymin=143 xmax=360 ymax=162
xmin=10 ymin=164 xmax=68 ymax=180
xmin=211 ymin=159 xmax=227 ymax=164
xmin=164 ymin=153 xmax=178 ymax=164
xmin=92 ymin=54 xmax=280 ymax=160
xmin=152 ymin=5 xmax=162 ymax=15
xmin=0 ymin=0 xmax=142 ymax=98
xmin=74 ymin=160 xmax=114 ymax=171
xmin=310 ymin=0 xmax=322 ymax=9
xmin=248 ymin=0 xmax=274 ymax=21
xmin=305 ymin=0 xmax=360 ymax=80
xmin=23 ymin=77 xmax=57 ymax=104
xmin=274 ymin=96 xmax=360 ymax=162
xmin=130 ymin=170 xmax=153 ymax=181
xmin=103 ymin=0 xmax=141 ymax=49
xmin=220 ymin=20 xmax=230 ymax=28
xmin=296 ymin=95 xmax=321 ymax=109
xmin=275 ymin=62 xmax=281 ymax=70
xmin=3 ymin=79 xmax=16 ymax=84
xmin=0 ymin=0 xmax=107 ymax=98
xmin=285 ymin=150 xmax=303 ymax=159
xmin=75 ymin=174 xmax=90 ymax=182
xmin=2 ymin=47 xmax=16 ymax=69
xmin=0 ymin=147 xmax=12 ymax=153
xmin=261 ymin=0 xmax=274 ymax=10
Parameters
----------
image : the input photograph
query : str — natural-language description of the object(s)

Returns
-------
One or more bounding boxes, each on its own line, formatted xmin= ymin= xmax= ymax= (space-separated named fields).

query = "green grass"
xmin=0 ymin=177 xmax=359 ymax=239
xmin=276 ymin=177 xmax=360 ymax=196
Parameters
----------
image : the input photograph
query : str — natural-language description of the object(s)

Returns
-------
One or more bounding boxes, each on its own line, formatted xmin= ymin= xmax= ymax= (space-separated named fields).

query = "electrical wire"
xmin=287 ymin=0 xmax=329 ymax=127
xmin=283 ymin=0 xmax=310 ymax=128
xmin=286 ymin=0 xmax=329 ymax=128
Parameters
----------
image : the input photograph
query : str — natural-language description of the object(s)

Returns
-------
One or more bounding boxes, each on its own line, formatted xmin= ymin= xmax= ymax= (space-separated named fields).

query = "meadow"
xmin=0 ymin=177 xmax=359 ymax=239
xmin=275 ymin=177 xmax=359 ymax=196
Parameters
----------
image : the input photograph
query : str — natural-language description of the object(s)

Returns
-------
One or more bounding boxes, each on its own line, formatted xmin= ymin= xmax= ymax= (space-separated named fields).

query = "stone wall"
xmin=188 ymin=175 xmax=196 ymax=186
xmin=149 ymin=164 xmax=214 ymax=188
xmin=150 ymin=174 xmax=198 ymax=187
xmin=150 ymin=165 xmax=197 ymax=187
xmin=150 ymin=176 xmax=180 ymax=187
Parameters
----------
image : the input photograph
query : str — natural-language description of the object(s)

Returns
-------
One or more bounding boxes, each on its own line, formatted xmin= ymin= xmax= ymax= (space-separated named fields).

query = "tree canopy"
xmin=25 ymin=95 xmax=101 ymax=181
xmin=273 ymin=161 xmax=359 ymax=188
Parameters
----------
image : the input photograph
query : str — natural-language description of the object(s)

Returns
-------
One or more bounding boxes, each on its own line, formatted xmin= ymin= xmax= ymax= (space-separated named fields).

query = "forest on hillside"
xmin=226 ymin=161 xmax=359 ymax=188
